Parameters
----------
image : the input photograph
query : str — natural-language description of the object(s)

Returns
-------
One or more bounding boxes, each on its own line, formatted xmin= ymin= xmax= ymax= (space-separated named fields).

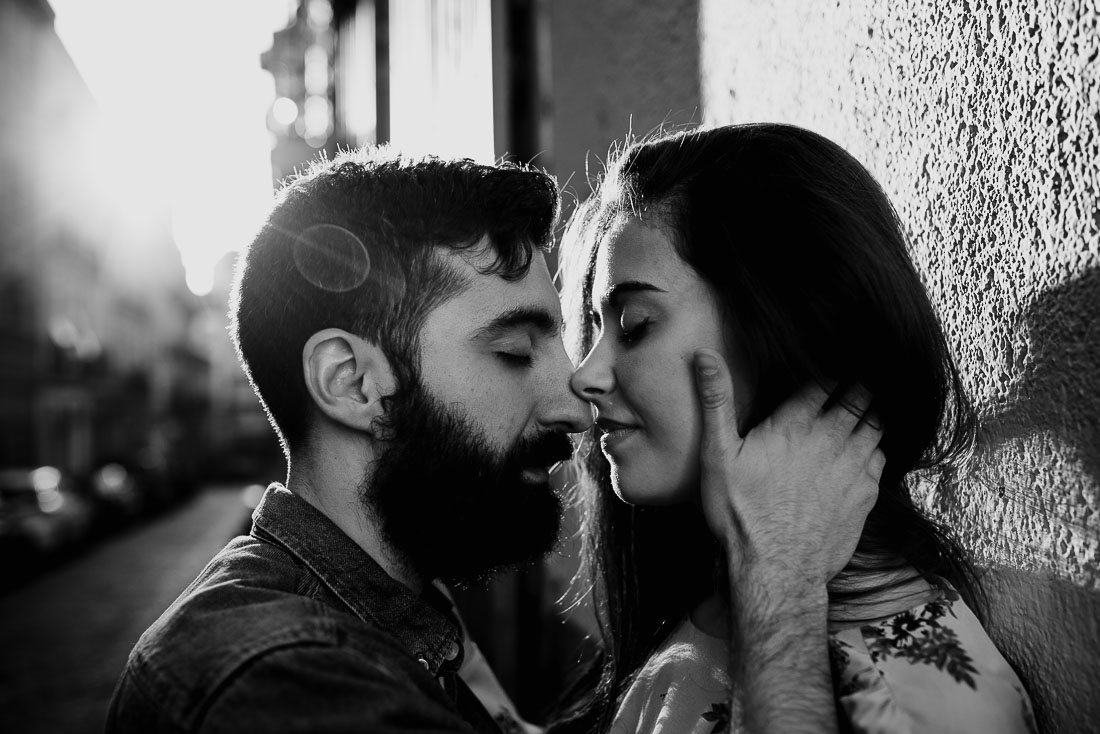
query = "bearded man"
xmin=107 ymin=149 xmax=587 ymax=733
xmin=107 ymin=149 xmax=880 ymax=734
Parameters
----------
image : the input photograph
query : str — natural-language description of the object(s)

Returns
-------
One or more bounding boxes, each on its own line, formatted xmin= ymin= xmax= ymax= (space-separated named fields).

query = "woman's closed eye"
xmin=618 ymin=315 xmax=653 ymax=344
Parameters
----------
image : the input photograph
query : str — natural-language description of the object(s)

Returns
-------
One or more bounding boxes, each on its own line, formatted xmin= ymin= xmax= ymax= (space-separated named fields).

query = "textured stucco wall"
xmin=698 ymin=1 xmax=1100 ymax=731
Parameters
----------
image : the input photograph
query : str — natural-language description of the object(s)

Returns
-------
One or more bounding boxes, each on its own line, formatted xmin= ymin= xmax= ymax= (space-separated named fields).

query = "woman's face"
xmin=570 ymin=214 xmax=748 ymax=505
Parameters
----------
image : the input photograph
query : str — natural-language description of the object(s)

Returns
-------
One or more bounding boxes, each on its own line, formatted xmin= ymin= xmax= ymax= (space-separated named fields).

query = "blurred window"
xmin=335 ymin=0 xmax=377 ymax=146
xmin=389 ymin=0 xmax=494 ymax=162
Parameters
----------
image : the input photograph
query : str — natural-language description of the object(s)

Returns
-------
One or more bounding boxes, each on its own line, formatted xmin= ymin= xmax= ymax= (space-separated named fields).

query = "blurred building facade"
xmin=0 ymin=0 xmax=209 ymax=495
xmin=263 ymin=0 xmax=344 ymax=182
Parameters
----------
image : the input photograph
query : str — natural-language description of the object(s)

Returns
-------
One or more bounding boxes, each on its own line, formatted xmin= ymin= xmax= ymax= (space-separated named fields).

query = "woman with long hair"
xmin=555 ymin=123 xmax=1035 ymax=733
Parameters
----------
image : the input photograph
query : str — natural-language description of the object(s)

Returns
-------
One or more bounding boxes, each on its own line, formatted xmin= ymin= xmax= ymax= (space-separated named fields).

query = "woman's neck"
xmin=689 ymin=591 xmax=730 ymax=638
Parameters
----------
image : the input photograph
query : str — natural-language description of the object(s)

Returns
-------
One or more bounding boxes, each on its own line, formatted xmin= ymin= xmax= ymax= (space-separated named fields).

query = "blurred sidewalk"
xmin=0 ymin=484 xmax=249 ymax=734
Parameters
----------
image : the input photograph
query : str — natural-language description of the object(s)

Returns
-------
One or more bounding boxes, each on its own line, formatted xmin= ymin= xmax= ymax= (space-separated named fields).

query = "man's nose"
xmin=542 ymin=341 xmax=594 ymax=434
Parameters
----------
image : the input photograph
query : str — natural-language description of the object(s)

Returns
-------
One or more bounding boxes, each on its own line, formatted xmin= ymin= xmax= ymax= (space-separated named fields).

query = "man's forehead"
xmin=433 ymin=243 xmax=562 ymax=328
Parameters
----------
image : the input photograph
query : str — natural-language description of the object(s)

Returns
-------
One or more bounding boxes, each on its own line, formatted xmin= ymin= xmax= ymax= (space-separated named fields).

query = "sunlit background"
xmin=0 ymin=0 xmax=528 ymax=557
xmin=0 ymin=0 xmax=508 ymax=524
xmin=48 ymin=0 xmax=286 ymax=296
xmin=48 ymin=0 xmax=494 ymax=297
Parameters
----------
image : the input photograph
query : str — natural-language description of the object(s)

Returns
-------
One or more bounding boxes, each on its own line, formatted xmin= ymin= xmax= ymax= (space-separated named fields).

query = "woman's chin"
xmin=610 ymin=469 xmax=692 ymax=506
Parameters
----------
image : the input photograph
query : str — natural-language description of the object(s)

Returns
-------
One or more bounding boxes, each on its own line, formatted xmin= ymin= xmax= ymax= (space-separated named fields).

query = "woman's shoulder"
xmin=610 ymin=617 xmax=734 ymax=734
xmin=830 ymin=587 xmax=1039 ymax=734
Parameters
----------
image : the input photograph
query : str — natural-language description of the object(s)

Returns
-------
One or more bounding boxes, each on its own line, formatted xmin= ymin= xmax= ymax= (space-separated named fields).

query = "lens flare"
xmin=292 ymin=224 xmax=371 ymax=292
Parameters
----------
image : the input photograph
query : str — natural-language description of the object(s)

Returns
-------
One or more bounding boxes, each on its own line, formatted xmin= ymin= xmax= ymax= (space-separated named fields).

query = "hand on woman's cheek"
xmin=691 ymin=348 xmax=884 ymax=593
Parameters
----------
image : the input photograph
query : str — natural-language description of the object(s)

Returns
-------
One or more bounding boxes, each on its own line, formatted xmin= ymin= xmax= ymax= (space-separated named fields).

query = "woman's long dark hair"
xmin=551 ymin=123 xmax=984 ymax=733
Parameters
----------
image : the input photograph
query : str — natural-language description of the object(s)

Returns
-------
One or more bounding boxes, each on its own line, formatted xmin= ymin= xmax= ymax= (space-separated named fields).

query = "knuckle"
xmin=848 ymin=383 xmax=872 ymax=405
xmin=700 ymin=384 xmax=732 ymax=410
xmin=864 ymin=488 xmax=879 ymax=507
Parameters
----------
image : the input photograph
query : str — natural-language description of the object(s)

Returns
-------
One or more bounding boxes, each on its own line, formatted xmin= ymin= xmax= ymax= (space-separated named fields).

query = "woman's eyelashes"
xmin=588 ymin=305 xmax=653 ymax=345
xmin=617 ymin=315 xmax=652 ymax=344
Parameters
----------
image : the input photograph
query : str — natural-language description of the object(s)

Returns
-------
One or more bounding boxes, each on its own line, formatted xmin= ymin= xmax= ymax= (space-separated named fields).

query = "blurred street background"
xmin=0 ymin=485 xmax=252 ymax=733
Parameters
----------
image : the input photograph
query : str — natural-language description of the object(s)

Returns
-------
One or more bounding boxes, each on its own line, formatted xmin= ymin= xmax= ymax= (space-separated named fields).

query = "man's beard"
xmin=363 ymin=374 xmax=574 ymax=588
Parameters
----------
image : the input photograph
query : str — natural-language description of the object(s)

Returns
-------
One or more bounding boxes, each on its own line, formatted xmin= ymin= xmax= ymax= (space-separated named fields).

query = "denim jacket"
xmin=107 ymin=484 xmax=501 ymax=733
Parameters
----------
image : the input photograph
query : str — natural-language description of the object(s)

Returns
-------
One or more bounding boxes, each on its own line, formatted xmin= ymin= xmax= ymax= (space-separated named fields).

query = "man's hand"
xmin=692 ymin=349 xmax=885 ymax=734
xmin=693 ymin=349 xmax=884 ymax=591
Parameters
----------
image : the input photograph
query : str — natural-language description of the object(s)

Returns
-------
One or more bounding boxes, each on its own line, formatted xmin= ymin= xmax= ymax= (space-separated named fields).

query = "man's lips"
xmin=520 ymin=456 xmax=574 ymax=484
xmin=520 ymin=467 xmax=551 ymax=484
xmin=516 ymin=434 xmax=575 ymax=481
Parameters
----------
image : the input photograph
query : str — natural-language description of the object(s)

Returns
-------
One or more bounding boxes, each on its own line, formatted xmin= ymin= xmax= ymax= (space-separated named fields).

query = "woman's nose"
xmin=570 ymin=341 xmax=614 ymax=401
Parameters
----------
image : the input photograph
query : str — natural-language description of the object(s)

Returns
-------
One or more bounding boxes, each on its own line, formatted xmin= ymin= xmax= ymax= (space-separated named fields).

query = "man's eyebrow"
xmin=601 ymin=280 xmax=667 ymax=308
xmin=473 ymin=306 xmax=562 ymax=340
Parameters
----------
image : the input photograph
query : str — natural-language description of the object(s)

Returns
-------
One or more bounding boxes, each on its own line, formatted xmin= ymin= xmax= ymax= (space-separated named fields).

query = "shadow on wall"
xmin=979 ymin=266 xmax=1100 ymax=486
xmin=968 ymin=266 xmax=1100 ymax=733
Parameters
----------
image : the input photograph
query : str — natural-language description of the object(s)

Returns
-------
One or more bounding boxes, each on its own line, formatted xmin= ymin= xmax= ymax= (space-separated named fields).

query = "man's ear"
xmin=302 ymin=329 xmax=396 ymax=436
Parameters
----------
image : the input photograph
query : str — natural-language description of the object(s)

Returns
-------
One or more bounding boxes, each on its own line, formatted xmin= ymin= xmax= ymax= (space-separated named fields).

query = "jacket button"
xmin=417 ymin=657 xmax=430 ymax=670
xmin=444 ymin=640 xmax=460 ymax=661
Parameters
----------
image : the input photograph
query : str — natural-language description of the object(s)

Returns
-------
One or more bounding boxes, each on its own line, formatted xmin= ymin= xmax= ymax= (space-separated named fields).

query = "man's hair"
xmin=229 ymin=147 xmax=559 ymax=458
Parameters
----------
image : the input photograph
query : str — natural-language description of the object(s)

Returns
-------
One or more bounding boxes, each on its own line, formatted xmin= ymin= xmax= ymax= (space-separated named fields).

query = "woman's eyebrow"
xmin=603 ymin=280 xmax=667 ymax=308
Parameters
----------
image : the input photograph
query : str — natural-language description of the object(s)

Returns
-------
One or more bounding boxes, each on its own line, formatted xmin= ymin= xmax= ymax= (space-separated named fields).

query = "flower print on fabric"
xmin=859 ymin=588 xmax=980 ymax=689
xmin=700 ymin=700 xmax=731 ymax=733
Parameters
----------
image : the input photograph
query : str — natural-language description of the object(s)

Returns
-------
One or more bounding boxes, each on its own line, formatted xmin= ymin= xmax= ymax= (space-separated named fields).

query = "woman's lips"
xmin=599 ymin=428 xmax=637 ymax=453
xmin=596 ymin=419 xmax=640 ymax=453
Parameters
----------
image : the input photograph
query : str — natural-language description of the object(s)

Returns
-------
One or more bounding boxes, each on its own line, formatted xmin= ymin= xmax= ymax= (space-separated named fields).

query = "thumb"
xmin=693 ymin=350 xmax=740 ymax=456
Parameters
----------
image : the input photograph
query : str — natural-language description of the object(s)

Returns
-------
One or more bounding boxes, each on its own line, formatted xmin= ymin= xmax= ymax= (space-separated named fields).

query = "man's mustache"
xmin=508 ymin=431 xmax=575 ymax=471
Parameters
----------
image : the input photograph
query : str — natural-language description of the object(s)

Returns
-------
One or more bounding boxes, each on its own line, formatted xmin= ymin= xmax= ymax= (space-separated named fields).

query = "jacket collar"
xmin=251 ymin=483 xmax=464 ymax=675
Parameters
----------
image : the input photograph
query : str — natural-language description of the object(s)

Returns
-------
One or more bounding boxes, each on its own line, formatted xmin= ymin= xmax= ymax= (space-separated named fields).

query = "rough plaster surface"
xmin=699 ymin=1 xmax=1100 ymax=730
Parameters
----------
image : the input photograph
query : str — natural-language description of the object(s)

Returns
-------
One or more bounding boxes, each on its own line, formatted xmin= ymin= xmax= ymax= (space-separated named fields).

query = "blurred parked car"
xmin=0 ymin=466 xmax=97 ymax=590
xmin=86 ymin=461 xmax=146 ymax=530
xmin=233 ymin=483 xmax=267 ymax=539
xmin=135 ymin=437 xmax=201 ymax=508
xmin=85 ymin=440 xmax=201 ymax=527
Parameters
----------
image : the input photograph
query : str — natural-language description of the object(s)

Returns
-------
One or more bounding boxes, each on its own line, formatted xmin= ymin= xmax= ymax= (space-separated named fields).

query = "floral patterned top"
xmin=609 ymin=588 xmax=1037 ymax=734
